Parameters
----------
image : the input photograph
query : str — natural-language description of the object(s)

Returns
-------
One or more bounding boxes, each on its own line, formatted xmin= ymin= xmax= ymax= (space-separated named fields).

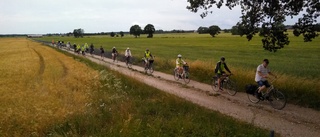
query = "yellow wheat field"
xmin=0 ymin=38 xmax=101 ymax=136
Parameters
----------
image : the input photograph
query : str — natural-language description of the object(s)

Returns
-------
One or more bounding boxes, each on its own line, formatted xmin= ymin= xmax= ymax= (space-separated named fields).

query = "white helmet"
xmin=177 ymin=54 xmax=182 ymax=58
xmin=127 ymin=47 xmax=130 ymax=50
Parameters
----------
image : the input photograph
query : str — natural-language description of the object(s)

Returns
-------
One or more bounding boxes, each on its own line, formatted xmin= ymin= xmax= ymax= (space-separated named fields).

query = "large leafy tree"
xmin=144 ymin=24 xmax=156 ymax=38
xmin=186 ymin=0 xmax=320 ymax=52
xmin=208 ymin=25 xmax=221 ymax=37
xmin=130 ymin=25 xmax=143 ymax=38
xmin=197 ymin=26 xmax=209 ymax=34
xmin=73 ymin=28 xmax=84 ymax=38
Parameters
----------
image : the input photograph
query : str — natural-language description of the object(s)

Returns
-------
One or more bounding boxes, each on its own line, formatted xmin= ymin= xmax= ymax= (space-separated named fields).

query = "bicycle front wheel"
xmin=183 ymin=72 xmax=190 ymax=84
xmin=269 ymin=89 xmax=287 ymax=110
xmin=247 ymin=89 xmax=260 ymax=103
xmin=225 ymin=80 xmax=237 ymax=96
xmin=211 ymin=77 xmax=219 ymax=92
xmin=173 ymin=69 xmax=179 ymax=81
xmin=148 ymin=66 xmax=154 ymax=74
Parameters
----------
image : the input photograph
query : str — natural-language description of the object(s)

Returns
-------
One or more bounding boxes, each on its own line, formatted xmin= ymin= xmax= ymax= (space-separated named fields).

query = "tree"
xmin=110 ymin=32 xmax=115 ymax=37
xmin=144 ymin=24 xmax=156 ymax=38
xmin=197 ymin=26 xmax=209 ymax=34
xmin=73 ymin=28 xmax=84 ymax=38
xmin=186 ymin=0 xmax=320 ymax=52
xmin=120 ymin=31 xmax=124 ymax=37
xmin=130 ymin=25 xmax=142 ymax=38
xmin=208 ymin=25 xmax=221 ymax=37
xmin=230 ymin=26 xmax=240 ymax=35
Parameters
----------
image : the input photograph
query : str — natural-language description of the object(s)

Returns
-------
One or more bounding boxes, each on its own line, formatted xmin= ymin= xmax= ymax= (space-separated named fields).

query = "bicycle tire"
xmin=183 ymin=72 xmax=190 ymax=84
xmin=225 ymin=80 xmax=237 ymax=96
xmin=211 ymin=77 xmax=219 ymax=92
xmin=148 ymin=66 xmax=154 ymax=74
xmin=269 ymin=89 xmax=287 ymax=110
xmin=173 ymin=69 xmax=179 ymax=81
xmin=247 ymin=89 xmax=260 ymax=103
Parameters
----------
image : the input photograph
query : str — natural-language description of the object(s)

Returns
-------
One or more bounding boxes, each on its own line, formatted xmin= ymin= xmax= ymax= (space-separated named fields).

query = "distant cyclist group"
xmin=51 ymin=39 xmax=280 ymax=102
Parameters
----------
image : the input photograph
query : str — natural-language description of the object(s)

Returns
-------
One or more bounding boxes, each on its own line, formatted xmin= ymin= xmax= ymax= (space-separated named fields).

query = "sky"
xmin=0 ymin=0 xmax=314 ymax=34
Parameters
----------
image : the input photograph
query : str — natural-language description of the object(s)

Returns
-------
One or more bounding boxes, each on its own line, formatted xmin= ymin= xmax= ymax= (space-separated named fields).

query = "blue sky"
xmin=0 ymin=0 xmax=313 ymax=34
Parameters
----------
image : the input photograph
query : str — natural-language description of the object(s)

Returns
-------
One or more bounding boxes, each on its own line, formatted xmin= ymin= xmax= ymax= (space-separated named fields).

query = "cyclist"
xmin=175 ymin=54 xmax=186 ymax=77
xmin=111 ymin=47 xmax=118 ymax=62
xmin=143 ymin=48 xmax=153 ymax=68
xmin=51 ymin=39 xmax=55 ymax=47
xmin=100 ymin=46 xmax=105 ymax=60
xmin=73 ymin=43 xmax=77 ymax=53
xmin=125 ymin=47 xmax=132 ymax=66
xmin=81 ymin=45 xmax=86 ymax=56
xmin=90 ymin=43 xmax=94 ymax=55
xmin=84 ymin=43 xmax=89 ymax=53
xmin=215 ymin=57 xmax=232 ymax=91
xmin=76 ymin=44 xmax=81 ymax=54
xmin=254 ymin=59 xmax=277 ymax=99
xmin=66 ymin=42 xmax=71 ymax=50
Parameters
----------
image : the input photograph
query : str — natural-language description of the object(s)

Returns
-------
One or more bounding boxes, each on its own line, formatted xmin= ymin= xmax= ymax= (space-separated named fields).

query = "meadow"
xmin=35 ymin=32 xmax=320 ymax=110
xmin=0 ymin=38 xmax=269 ymax=136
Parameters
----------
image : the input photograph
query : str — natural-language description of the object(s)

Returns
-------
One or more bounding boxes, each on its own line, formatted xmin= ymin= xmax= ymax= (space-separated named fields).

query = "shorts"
xmin=216 ymin=72 xmax=226 ymax=78
xmin=257 ymin=80 xmax=271 ymax=88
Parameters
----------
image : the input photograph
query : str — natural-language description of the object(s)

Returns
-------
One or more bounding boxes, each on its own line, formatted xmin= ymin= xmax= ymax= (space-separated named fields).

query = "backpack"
xmin=214 ymin=62 xmax=221 ymax=73
xmin=245 ymin=84 xmax=258 ymax=95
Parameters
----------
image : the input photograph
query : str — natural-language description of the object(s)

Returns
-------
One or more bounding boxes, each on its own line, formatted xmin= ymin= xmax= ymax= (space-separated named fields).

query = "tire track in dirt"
xmin=31 ymin=48 xmax=45 ymax=76
xmin=57 ymin=58 xmax=68 ymax=79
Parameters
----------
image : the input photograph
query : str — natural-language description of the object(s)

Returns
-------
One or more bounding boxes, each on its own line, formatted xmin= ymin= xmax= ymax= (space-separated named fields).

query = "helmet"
xmin=221 ymin=57 xmax=225 ymax=61
xmin=113 ymin=47 xmax=115 ymax=49
xmin=127 ymin=47 xmax=130 ymax=50
xmin=177 ymin=54 xmax=182 ymax=58
xmin=146 ymin=48 xmax=149 ymax=51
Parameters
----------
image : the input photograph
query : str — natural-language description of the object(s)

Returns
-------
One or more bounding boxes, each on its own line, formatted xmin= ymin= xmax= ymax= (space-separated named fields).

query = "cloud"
xmin=0 ymin=0 xmax=318 ymax=34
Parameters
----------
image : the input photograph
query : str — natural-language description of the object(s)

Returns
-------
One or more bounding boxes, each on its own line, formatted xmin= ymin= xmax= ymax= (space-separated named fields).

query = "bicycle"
xmin=144 ymin=58 xmax=154 ymax=74
xmin=112 ymin=53 xmax=118 ymax=62
xmin=125 ymin=56 xmax=133 ymax=69
xmin=174 ymin=64 xmax=190 ymax=84
xmin=211 ymin=74 xmax=237 ymax=96
xmin=246 ymin=78 xmax=286 ymax=110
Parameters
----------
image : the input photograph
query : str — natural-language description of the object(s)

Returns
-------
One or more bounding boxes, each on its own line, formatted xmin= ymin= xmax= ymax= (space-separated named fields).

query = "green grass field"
xmin=35 ymin=32 xmax=320 ymax=110
xmin=0 ymin=38 xmax=270 ymax=136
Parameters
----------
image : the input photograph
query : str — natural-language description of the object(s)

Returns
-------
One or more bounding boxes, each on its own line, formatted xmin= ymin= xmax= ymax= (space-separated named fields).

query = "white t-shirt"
xmin=125 ymin=49 xmax=131 ymax=57
xmin=255 ymin=64 xmax=270 ymax=82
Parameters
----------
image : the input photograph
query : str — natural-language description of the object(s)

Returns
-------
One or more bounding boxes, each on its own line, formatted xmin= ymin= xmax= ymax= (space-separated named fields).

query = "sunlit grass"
xmin=0 ymin=38 xmax=101 ymax=136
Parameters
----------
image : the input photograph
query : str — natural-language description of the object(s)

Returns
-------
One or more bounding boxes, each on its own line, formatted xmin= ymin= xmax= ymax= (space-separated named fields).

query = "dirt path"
xmin=60 ymin=47 xmax=320 ymax=137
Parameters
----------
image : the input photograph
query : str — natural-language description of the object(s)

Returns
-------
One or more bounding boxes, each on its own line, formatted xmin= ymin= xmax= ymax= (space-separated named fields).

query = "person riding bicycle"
xmin=255 ymin=59 xmax=277 ymax=99
xmin=215 ymin=57 xmax=232 ymax=91
xmin=76 ymin=44 xmax=81 ymax=54
xmin=175 ymin=54 xmax=186 ymax=77
xmin=143 ymin=48 xmax=153 ymax=68
xmin=100 ymin=46 xmax=105 ymax=60
xmin=84 ymin=43 xmax=89 ymax=52
xmin=89 ymin=43 xmax=94 ymax=55
xmin=125 ymin=47 xmax=132 ymax=65
xmin=112 ymin=47 xmax=118 ymax=62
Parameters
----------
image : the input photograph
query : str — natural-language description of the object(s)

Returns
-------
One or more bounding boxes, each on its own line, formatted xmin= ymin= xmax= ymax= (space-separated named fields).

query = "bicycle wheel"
xmin=225 ymin=80 xmax=237 ymax=96
xmin=247 ymin=89 xmax=260 ymax=103
xmin=183 ymin=72 xmax=190 ymax=84
xmin=269 ymin=89 xmax=287 ymax=110
xmin=211 ymin=77 xmax=219 ymax=92
xmin=173 ymin=69 xmax=179 ymax=81
xmin=148 ymin=66 xmax=154 ymax=74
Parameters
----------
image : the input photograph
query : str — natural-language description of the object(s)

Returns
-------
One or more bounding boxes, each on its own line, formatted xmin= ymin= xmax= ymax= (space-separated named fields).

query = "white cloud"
xmin=0 ymin=0 xmax=318 ymax=34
